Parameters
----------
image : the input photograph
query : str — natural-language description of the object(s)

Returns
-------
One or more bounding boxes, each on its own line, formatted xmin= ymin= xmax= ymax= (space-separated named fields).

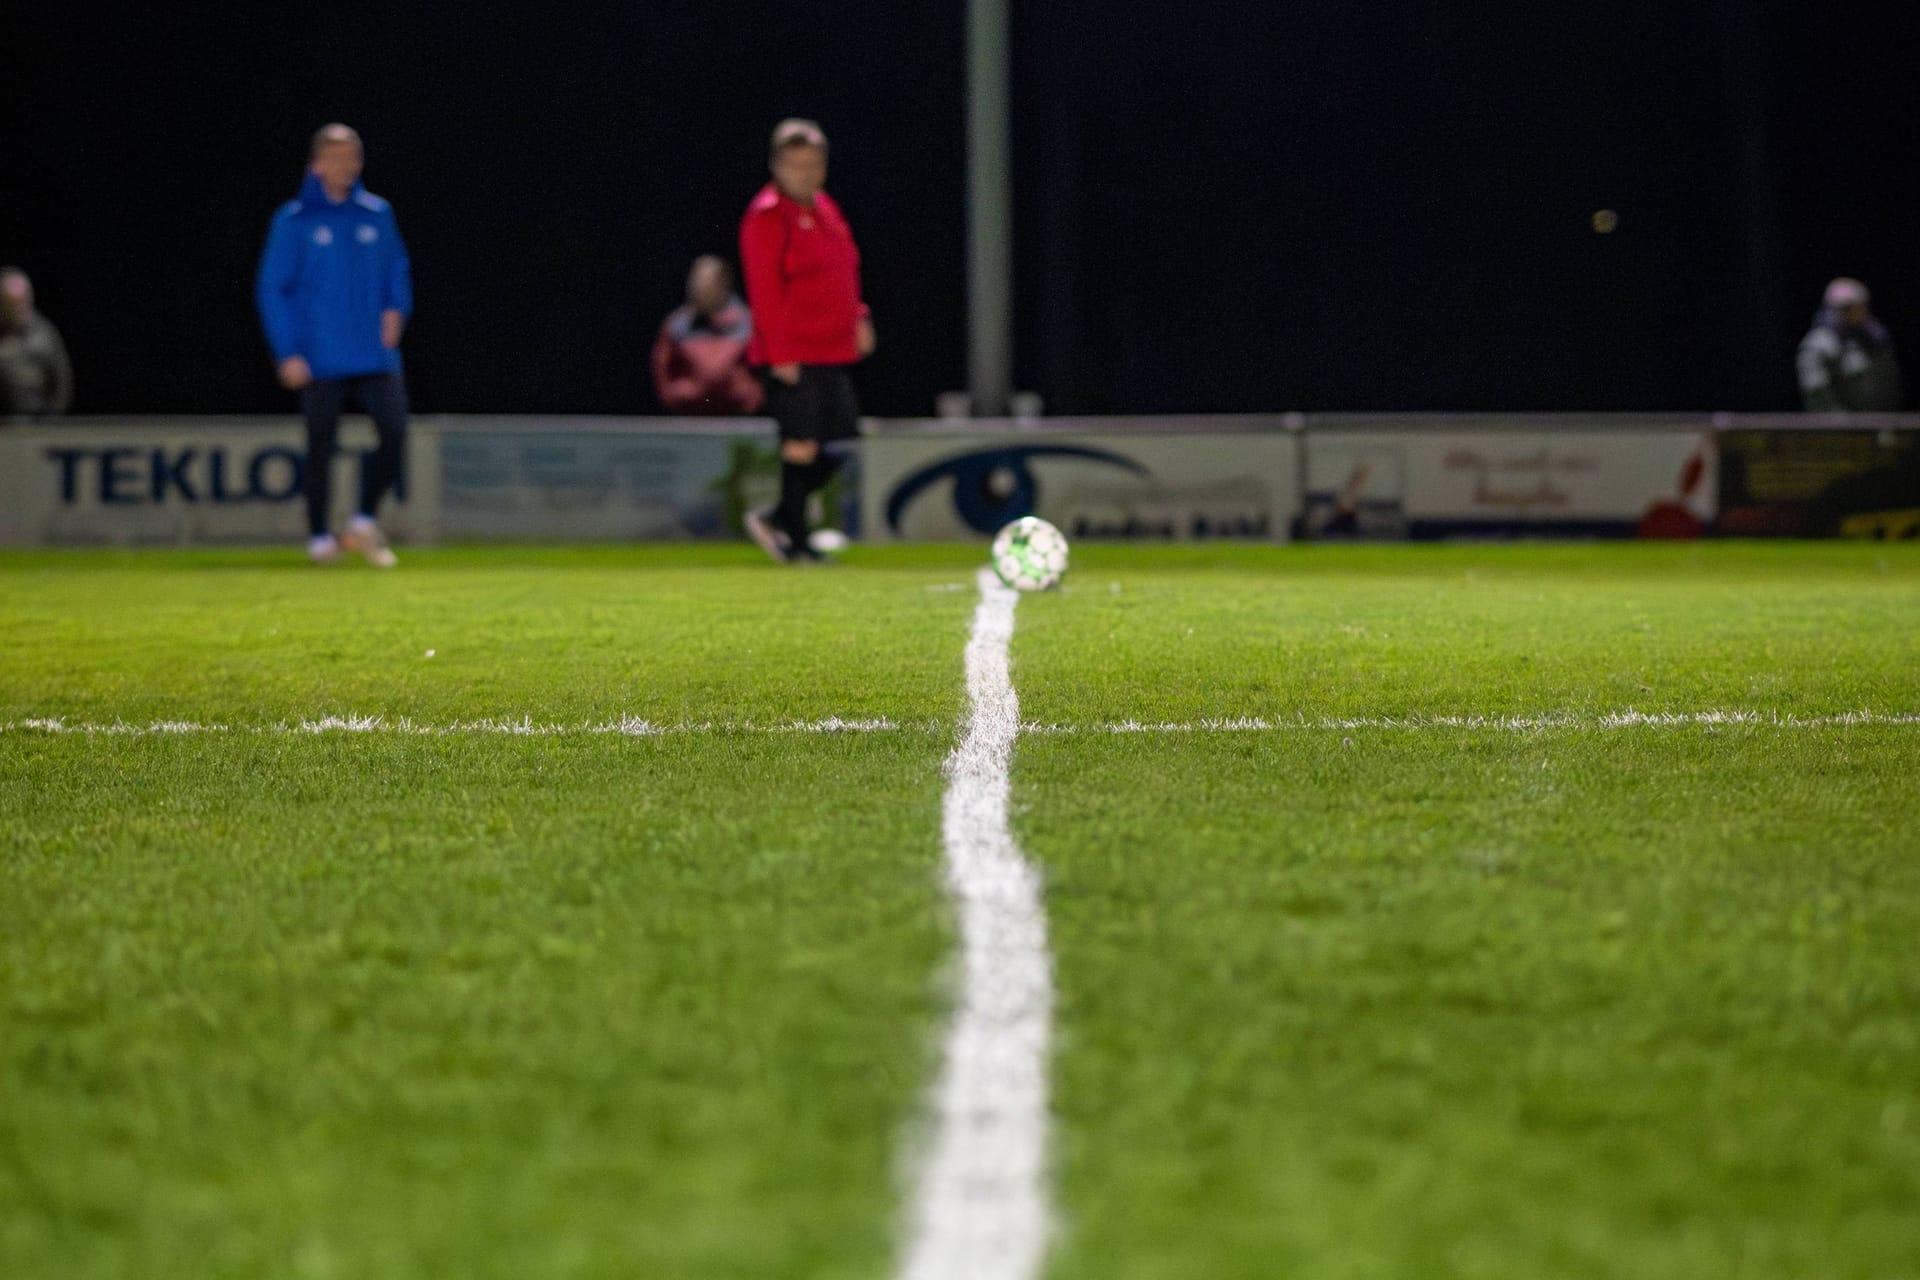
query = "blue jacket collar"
xmin=297 ymin=173 xmax=366 ymax=210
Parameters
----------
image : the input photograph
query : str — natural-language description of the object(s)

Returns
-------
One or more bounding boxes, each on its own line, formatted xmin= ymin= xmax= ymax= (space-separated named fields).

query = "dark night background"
xmin=5 ymin=1 xmax=1916 ymax=417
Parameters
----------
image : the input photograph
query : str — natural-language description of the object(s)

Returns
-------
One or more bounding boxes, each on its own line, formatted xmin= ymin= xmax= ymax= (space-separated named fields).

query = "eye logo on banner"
xmin=884 ymin=445 xmax=1149 ymax=535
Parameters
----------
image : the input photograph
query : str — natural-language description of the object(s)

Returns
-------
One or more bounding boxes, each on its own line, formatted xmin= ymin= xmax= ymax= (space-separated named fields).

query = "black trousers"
xmin=299 ymin=371 xmax=408 ymax=537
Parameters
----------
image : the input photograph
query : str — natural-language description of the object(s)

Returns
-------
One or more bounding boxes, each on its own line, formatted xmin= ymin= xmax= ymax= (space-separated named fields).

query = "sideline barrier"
xmin=1713 ymin=414 xmax=1920 ymax=538
xmin=435 ymin=418 xmax=775 ymax=542
xmin=0 ymin=418 xmax=441 ymax=548
xmin=0 ymin=416 xmax=782 ymax=548
xmin=1299 ymin=415 xmax=1713 ymax=540
xmin=2 ymin=413 xmax=1915 ymax=546
xmin=860 ymin=416 xmax=1299 ymax=541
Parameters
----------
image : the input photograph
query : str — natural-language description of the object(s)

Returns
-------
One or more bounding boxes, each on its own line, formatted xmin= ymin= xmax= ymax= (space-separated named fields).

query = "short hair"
xmin=0 ymin=267 xmax=28 ymax=300
xmin=770 ymin=118 xmax=828 ymax=157
xmin=310 ymin=123 xmax=363 ymax=158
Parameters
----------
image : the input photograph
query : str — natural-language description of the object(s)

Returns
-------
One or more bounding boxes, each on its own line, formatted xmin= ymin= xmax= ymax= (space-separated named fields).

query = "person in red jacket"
xmin=739 ymin=118 xmax=875 ymax=561
xmin=651 ymin=256 xmax=764 ymax=415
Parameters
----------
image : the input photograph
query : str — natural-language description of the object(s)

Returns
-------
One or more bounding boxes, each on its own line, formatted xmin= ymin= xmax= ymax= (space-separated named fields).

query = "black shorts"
xmin=761 ymin=365 xmax=860 ymax=443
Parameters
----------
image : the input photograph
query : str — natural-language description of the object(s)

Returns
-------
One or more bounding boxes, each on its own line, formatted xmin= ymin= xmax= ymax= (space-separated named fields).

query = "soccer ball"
xmin=991 ymin=516 xmax=1069 ymax=592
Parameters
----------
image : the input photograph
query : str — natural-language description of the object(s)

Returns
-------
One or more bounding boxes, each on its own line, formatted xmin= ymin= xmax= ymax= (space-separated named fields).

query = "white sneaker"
xmin=743 ymin=508 xmax=790 ymax=563
xmin=343 ymin=516 xmax=398 ymax=568
xmin=308 ymin=534 xmax=341 ymax=564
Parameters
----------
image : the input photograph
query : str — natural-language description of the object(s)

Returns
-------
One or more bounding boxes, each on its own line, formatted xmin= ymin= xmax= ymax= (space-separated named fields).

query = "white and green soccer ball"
xmin=991 ymin=516 xmax=1070 ymax=592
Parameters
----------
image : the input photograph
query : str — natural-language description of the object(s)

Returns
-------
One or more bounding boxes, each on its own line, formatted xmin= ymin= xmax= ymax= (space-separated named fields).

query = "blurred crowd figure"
xmin=1797 ymin=277 xmax=1904 ymax=412
xmin=0 ymin=267 xmax=73 ymax=421
xmin=651 ymin=255 xmax=763 ymax=414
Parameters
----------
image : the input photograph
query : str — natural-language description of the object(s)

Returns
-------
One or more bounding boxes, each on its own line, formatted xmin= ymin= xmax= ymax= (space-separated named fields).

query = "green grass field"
xmin=3 ymin=543 xmax=1918 ymax=1279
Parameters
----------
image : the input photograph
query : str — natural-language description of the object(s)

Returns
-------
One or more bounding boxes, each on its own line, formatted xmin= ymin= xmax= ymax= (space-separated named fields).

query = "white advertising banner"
xmin=1301 ymin=423 xmax=1716 ymax=539
xmin=0 ymin=419 xmax=439 ymax=547
xmin=437 ymin=421 xmax=772 ymax=541
xmin=861 ymin=421 xmax=1300 ymax=541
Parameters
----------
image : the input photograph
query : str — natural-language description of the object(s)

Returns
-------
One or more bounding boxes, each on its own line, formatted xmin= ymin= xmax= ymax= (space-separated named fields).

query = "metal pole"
xmin=967 ymin=0 xmax=1012 ymax=417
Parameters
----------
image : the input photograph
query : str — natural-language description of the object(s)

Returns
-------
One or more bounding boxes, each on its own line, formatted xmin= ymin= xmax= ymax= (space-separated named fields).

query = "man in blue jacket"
xmin=256 ymin=123 xmax=412 ymax=566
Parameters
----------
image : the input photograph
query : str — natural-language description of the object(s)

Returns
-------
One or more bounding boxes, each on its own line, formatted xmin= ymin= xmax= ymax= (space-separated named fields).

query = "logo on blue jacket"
xmin=885 ymin=445 xmax=1149 ymax=535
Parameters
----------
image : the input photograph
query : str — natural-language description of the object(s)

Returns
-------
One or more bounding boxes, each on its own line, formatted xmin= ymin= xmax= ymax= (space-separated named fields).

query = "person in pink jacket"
xmin=651 ymin=256 xmax=763 ymax=415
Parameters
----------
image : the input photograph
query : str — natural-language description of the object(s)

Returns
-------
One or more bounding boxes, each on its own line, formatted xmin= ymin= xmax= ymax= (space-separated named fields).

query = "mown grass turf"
xmin=4 ymin=542 xmax=1919 ymax=1279
xmin=0 ymin=740 xmax=960 ymax=1280
xmin=0 ymin=732 xmax=951 ymax=1280
xmin=1026 ymin=727 xmax=1920 ymax=1280
xmin=1 ymin=547 xmax=981 ymax=1279
xmin=1018 ymin=542 xmax=1920 ymax=722
xmin=0 ymin=546 xmax=981 ymax=725
xmin=1010 ymin=542 xmax=1920 ymax=1280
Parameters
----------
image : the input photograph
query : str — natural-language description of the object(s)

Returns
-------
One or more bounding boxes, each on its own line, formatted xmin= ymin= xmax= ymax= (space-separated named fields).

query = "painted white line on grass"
xmin=1018 ymin=709 xmax=1920 ymax=734
xmin=7 ymin=709 xmax=1918 ymax=740
xmin=3 ymin=715 xmax=924 ymax=737
xmin=899 ymin=568 xmax=1053 ymax=1280
xmin=8 ymin=717 xmax=230 ymax=735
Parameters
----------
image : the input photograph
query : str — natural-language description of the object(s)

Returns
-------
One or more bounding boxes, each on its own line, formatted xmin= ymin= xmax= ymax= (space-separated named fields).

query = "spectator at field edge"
xmin=257 ymin=126 xmax=414 ymax=564
xmin=652 ymin=256 xmax=764 ymax=415
xmin=0 ymin=267 xmax=74 ymax=421
xmin=255 ymin=123 xmax=412 ymax=567
xmin=1798 ymin=277 xmax=1904 ymax=412
xmin=739 ymin=118 xmax=875 ymax=562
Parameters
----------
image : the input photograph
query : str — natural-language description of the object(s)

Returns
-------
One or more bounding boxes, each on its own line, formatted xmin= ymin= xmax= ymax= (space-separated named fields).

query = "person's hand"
xmin=277 ymin=356 xmax=313 ymax=390
xmin=381 ymin=309 xmax=405 ymax=349
xmin=856 ymin=316 xmax=877 ymax=358
xmin=771 ymin=363 xmax=801 ymax=386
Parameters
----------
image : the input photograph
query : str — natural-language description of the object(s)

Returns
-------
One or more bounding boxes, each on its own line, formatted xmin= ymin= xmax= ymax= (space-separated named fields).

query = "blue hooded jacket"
xmin=256 ymin=175 xmax=412 ymax=380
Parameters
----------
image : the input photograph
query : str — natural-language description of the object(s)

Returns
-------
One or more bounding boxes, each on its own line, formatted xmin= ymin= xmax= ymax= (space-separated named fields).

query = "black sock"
xmin=801 ymin=454 xmax=843 ymax=539
xmin=777 ymin=461 xmax=811 ymax=542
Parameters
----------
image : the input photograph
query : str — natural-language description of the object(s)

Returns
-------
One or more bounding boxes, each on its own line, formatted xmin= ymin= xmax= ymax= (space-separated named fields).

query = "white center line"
xmin=898 ymin=568 xmax=1053 ymax=1280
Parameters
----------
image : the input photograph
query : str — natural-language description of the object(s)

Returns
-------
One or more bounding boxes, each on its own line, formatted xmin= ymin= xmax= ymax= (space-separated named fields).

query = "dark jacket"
xmin=0 ymin=312 xmax=72 ymax=420
xmin=1798 ymin=309 xmax=1904 ymax=412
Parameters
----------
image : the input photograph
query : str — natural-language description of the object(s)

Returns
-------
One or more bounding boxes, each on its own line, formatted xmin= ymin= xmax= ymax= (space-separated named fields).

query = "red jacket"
xmin=739 ymin=183 xmax=866 ymax=366
xmin=651 ymin=297 xmax=764 ymax=414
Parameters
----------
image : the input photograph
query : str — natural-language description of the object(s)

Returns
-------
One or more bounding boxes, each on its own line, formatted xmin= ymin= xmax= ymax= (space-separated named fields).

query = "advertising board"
xmin=860 ymin=420 xmax=1300 ymax=542
xmin=437 ymin=421 xmax=774 ymax=541
xmin=1717 ymin=426 xmax=1920 ymax=538
xmin=1301 ymin=422 xmax=1715 ymax=539
xmin=0 ymin=419 xmax=438 ymax=546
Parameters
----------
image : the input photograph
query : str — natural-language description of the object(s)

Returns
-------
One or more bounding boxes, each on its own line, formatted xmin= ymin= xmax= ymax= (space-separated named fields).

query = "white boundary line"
xmin=898 ymin=569 xmax=1053 ymax=1280
xmin=5 ymin=710 xmax=1917 ymax=738
xmin=1021 ymin=709 xmax=1920 ymax=733
xmin=0 ymin=715 xmax=925 ymax=737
